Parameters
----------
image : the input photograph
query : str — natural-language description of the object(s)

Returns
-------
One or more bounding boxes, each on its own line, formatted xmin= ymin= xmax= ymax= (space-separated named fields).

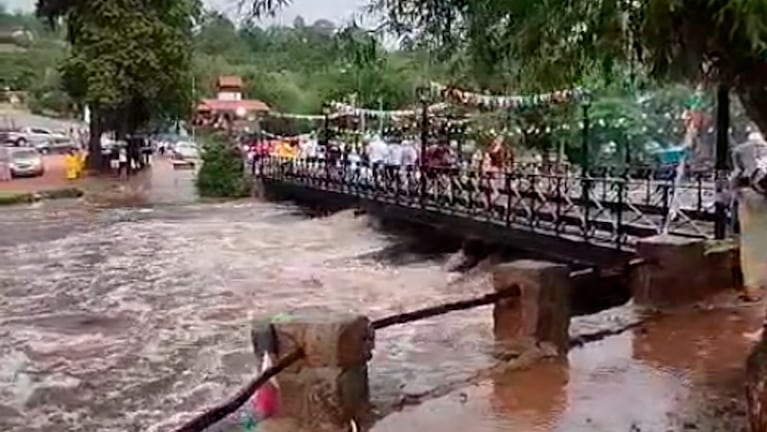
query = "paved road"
xmin=0 ymin=154 xmax=80 ymax=193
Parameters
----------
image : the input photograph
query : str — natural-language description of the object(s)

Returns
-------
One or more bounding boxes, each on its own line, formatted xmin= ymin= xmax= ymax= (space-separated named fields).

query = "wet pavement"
xmin=0 ymin=158 xmax=757 ymax=431
xmin=374 ymin=305 xmax=757 ymax=432
xmin=0 ymin=154 xmax=82 ymax=194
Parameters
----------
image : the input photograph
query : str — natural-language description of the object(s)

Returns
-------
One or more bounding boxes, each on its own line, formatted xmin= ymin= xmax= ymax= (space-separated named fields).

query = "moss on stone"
xmin=0 ymin=191 xmax=32 ymax=205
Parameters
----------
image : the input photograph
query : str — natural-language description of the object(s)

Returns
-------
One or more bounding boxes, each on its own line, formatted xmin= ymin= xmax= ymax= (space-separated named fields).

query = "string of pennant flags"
xmin=328 ymin=101 xmax=450 ymax=118
xmin=267 ymin=111 xmax=343 ymax=120
xmin=262 ymin=83 xmax=691 ymax=140
xmin=266 ymin=82 xmax=593 ymax=122
xmin=428 ymin=82 xmax=591 ymax=111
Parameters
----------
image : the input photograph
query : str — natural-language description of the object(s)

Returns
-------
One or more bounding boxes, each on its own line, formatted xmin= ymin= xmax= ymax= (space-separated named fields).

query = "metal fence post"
xmin=581 ymin=99 xmax=592 ymax=240
xmin=714 ymin=84 xmax=730 ymax=239
xmin=322 ymin=104 xmax=330 ymax=188
xmin=418 ymin=87 xmax=429 ymax=207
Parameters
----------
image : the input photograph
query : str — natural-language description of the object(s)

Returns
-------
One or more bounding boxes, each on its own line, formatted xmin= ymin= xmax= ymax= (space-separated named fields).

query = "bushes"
xmin=195 ymin=136 xmax=249 ymax=198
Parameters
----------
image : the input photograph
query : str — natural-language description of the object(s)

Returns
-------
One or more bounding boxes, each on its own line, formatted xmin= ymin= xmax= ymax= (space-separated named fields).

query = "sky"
xmin=1 ymin=0 xmax=372 ymax=26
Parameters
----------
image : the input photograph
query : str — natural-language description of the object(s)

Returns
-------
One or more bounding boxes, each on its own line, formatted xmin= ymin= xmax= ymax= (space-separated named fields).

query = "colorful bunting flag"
xmin=428 ymin=82 xmax=591 ymax=111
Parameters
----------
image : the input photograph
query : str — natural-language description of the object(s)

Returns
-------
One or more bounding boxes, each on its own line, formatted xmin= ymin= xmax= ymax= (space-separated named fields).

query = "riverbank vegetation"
xmin=0 ymin=188 xmax=83 ymax=206
xmin=196 ymin=134 xmax=249 ymax=198
xmin=32 ymin=0 xmax=198 ymax=170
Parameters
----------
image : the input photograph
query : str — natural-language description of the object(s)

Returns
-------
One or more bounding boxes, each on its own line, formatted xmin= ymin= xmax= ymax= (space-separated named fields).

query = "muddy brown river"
xmin=0 ymin=171 xmax=758 ymax=431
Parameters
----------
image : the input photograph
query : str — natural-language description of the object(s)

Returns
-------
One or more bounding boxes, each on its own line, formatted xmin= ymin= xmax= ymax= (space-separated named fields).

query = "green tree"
xmin=189 ymin=14 xmax=425 ymax=116
xmin=37 ymin=0 xmax=200 ymax=169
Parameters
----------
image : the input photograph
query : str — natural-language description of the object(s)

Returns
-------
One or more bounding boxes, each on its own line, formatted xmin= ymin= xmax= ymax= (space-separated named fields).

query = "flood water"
xmin=0 ymin=163 xmax=757 ymax=432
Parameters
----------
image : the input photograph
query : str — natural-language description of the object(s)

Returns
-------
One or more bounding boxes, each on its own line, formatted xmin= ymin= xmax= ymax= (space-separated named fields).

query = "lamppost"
xmin=416 ymin=85 xmax=430 ymax=206
xmin=322 ymin=102 xmax=331 ymax=182
xmin=714 ymin=84 xmax=730 ymax=239
xmin=321 ymin=103 xmax=331 ymax=147
xmin=580 ymin=94 xmax=592 ymax=238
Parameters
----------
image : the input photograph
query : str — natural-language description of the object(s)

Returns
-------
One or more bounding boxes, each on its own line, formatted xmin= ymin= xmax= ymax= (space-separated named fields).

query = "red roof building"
xmin=196 ymin=75 xmax=270 ymax=119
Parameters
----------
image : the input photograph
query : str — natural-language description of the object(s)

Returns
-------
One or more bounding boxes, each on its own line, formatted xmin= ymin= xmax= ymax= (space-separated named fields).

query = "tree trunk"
xmin=87 ymin=115 xmax=104 ymax=171
xmin=735 ymin=65 xmax=767 ymax=134
xmin=747 ymin=337 xmax=767 ymax=432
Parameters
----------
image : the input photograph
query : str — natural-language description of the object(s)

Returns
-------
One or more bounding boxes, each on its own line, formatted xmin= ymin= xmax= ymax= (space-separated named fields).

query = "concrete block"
xmin=254 ymin=307 xmax=374 ymax=368
xmin=631 ymin=234 xmax=721 ymax=308
xmin=704 ymin=240 xmax=741 ymax=291
xmin=251 ymin=308 xmax=372 ymax=428
xmin=492 ymin=259 xmax=571 ymax=354
xmin=277 ymin=365 xmax=369 ymax=428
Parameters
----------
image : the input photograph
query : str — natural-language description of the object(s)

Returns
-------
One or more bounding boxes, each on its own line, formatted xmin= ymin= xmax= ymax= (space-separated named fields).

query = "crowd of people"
xmin=247 ymin=132 xmax=513 ymax=178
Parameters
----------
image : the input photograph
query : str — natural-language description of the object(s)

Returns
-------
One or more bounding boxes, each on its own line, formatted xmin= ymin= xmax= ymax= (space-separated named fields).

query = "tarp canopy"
xmin=651 ymin=145 xmax=687 ymax=164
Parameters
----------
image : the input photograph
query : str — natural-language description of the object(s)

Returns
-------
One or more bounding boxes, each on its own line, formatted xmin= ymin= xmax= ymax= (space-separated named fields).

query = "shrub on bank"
xmin=196 ymin=137 xmax=249 ymax=198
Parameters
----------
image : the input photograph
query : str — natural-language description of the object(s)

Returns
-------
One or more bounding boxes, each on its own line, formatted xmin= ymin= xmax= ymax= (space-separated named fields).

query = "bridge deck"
xmin=256 ymin=159 xmax=721 ymax=249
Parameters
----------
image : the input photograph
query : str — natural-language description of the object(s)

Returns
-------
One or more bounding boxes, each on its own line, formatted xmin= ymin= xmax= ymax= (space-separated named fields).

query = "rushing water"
xmin=0 ymin=196 xmax=509 ymax=431
xmin=0 ymin=165 xmax=757 ymax=432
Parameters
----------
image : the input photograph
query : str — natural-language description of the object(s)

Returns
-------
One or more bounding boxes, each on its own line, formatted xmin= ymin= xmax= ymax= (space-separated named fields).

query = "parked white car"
xmin=4 ymin=127 xmax=71 ymax=153
xmin=9 ymin=148 xmax=45 ymax=177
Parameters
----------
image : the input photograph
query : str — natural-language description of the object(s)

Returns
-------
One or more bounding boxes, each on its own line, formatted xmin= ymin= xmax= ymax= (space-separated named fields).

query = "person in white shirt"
xmin=386 ymin=139 xmax=403 ymax=184
xmin=399 ymin=139 xmax=419 ymax=191
xmin=299 ymin=136 xmax=317 ymax=172
xmin=401 ymin=139 xmax=418 ymax=168
xmin=118 ymin=146 xmax=129 ymax=180
xmin=366 ymin=135 xmax=388 ymax=183
xmin=347 ymin=145 xmax=362 ymax=183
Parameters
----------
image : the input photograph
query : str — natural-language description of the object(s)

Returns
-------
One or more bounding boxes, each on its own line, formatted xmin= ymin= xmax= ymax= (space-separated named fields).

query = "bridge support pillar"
xmin=251 ymin=177 xmax=266 ymax=199
xmin=252 ymin=308 xmax=374 ymax=430
xmin=631 ymin=234 xmax=736 ymax=308
xmin=492 ymin=260 xmax=571 ymax=355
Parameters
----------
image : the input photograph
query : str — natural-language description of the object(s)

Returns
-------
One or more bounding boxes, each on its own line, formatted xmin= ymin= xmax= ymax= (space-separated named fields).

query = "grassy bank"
xmin=0 ymin=188 xmax=84 ymax=206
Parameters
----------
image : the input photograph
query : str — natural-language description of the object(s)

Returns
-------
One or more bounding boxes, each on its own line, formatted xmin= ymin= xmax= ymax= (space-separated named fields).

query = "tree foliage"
xmin=36 ymin=0 xmax=200 ymax=132
xmin=190 ymin=13 xmax=426 ymax=114
xmin=196 ymin=134 xmax=249 ymax=198
xmin=0 ymin=7 xmax=72 ymax=116
xmin=250 ymin=0 xmax=767 ymax=132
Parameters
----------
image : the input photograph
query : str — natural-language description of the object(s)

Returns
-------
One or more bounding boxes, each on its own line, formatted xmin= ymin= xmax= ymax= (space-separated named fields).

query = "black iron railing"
xmin=254 ymin=157 xmax=720 ymax=249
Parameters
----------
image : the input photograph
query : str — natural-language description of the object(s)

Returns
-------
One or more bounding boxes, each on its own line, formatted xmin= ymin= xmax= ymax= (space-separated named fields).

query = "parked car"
xmin=43 ymin=137 xmax=78 ymax=154
xmin=173 ymin=141 xmax=199 ymax=160
xmin=4 ymin=127 xmax=69 ymax=152
xmin=9 ymin=148 xmax=44 ymax=177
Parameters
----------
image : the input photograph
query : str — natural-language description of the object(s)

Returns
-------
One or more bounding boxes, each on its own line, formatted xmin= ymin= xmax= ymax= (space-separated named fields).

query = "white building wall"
xmin=217 ymin=91 xmax=242 ymax=101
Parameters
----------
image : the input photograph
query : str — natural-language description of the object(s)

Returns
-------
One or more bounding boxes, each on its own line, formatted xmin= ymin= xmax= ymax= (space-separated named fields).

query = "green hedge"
xmin=195 ymin=136 xmax=249 ymax=198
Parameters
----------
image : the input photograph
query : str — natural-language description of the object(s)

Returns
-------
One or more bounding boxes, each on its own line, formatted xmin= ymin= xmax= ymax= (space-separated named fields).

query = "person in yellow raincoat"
xmin=64 ymin=149 xmax=80 ymax=180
